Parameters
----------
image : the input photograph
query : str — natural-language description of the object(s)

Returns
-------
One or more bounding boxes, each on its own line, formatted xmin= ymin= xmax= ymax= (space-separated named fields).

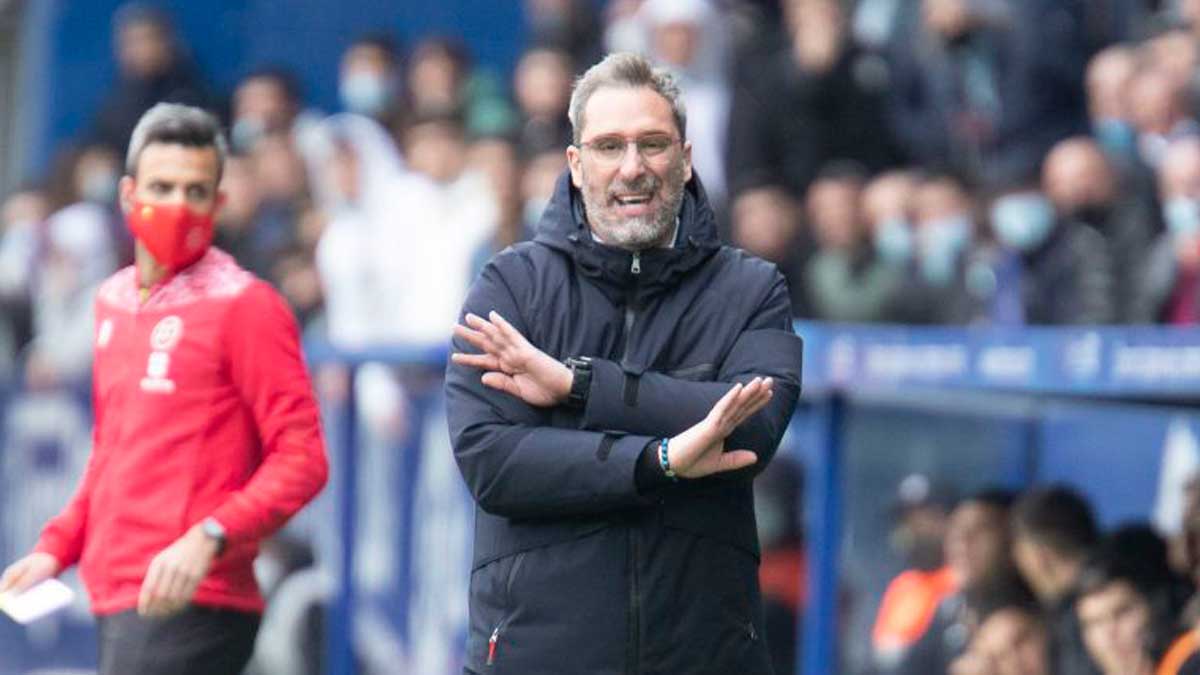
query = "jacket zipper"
xmin=487 ymin=551 xmax=527 ymax=666
xmin=626 ymin=252 xmax=643 ymax=675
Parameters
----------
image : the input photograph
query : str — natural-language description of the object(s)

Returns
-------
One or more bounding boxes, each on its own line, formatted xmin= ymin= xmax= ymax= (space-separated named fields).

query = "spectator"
xmin=520 ymin=140 xmax=567 ymax=228
xmin=1043 ymin=137 xmax=1156 ymax=321
xmin=339 ymin=34 xmax=403 ymax=126
xmin=1133 ymin=138 xmax=1200 ymax=323
xmin=90 ymin=4 xmax=213 ymax=153
xmin=526 ymin=0 xmax=604 ymax=68
xmin=726 ymin=0 xmax=898 ymax=201
xmin=1011 ymin=485 xmax=1103 ymax=675
xmin=730 ymin=184 xmax=810 ymax=316
xmin=1086 ymin=45 xmax=1141 ymax=170
xmin=467 ymin=134 xmax=532 ymax=276
xmin=888 ymin=171 xmax=981 ymax=324
xmin=862 ymin=169 xmax=920 ymax=270
xmin=1076 ymin=531 xmax=1184 ymax=675
xmin=894 ymin=489 xmax=1022 ymax=675
xmin=887 ymin=0 xmax=1087 ymax=187
xmin=1129 ymin=67 xmax=1199 ymax=170
xmin=406 ymin=36 xmax=469 ymax=116
xmin=952 ymin=601 xmax=1050 ymax=675
xmin=803 ymin=163 xmax=905 ymax=322
xmin=0 ymin=186 xmax=49 ymax=375
xmin=512 ymin=46 xmax=575 ymax=158
xmin=640 ymin=0 xmax=732 ymax=212
xmin=983 ymin=175 xmax=1114 ymax=325
xmin=230 ymin=67 xmax=307 ymax=153
xmin=872 ymin=474 xmax=957 ymax=670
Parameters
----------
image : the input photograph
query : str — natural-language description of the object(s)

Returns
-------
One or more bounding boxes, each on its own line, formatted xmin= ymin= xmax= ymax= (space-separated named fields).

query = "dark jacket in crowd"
xmin=1131 ymin=234 xmax=1200 ymax=324
xmin=1006 ymin=220 xmax=1114 ymax=325
xmin=726 ymin=32 xmax=900 ymax=199
xmin=1048 ymin=590 xmax=1102 ymax=675
xmin=445 ymin=172 xmax=803 ymax=674
xmin=886 ymin=5 xmax=1087 ymax=187
xmin=90 ymin=60 xmax=212 ymax=153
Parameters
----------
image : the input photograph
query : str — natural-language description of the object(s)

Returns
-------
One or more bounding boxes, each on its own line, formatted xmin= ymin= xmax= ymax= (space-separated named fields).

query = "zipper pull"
xmin=631 ymin=252 xmax=641 ymax=275
xmin=488 ymin=626 xmax=500 ymax=665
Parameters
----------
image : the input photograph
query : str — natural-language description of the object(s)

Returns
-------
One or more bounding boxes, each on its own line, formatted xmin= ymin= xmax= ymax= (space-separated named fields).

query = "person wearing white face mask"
xmin=985 ymin=183 xmax=1113 ymax=325
xmin=888 ymin=172 xmax=983 ymax=324
xmin=338 ymin=35 xmax=401 ymax=122
xmin=1133 ymin=138 xmax=1200 ymax=324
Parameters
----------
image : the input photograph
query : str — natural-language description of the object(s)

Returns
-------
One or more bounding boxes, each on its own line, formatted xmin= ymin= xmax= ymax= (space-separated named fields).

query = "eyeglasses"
xmin=576 ymin=134 xmax=680 ymax=164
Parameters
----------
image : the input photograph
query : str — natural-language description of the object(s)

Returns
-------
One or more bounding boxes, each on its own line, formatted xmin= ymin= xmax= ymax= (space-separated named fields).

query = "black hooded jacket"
xmin=445 ymin=171 xmax=803 ymax=674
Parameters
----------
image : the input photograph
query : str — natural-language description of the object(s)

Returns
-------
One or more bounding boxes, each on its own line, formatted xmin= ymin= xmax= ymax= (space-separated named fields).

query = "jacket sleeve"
xmin=579 ymin=272 xmax=803 ymax=474
xmin=446 ymin=264 xmax=657 ymax=519
xmin=33 ymin=376 xmax=105 ymax=569
xmin=209 ymin=282 xmax=329 ymax=544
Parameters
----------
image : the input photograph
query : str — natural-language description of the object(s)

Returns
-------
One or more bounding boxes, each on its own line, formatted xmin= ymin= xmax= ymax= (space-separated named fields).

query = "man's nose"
xmin=616 ymin=143 xmax=647 ymax=180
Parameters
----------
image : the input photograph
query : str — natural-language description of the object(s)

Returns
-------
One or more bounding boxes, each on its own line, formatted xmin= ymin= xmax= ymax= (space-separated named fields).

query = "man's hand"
xmin=451 ymin=311 xmax=573 ymax=407
xmin=137 ymin=525 xmax=220 ymax=618
xmin=0 ymin=553 xmax=61 ymax=596
xmin=667 ymin=377 xmax=774 ymax=479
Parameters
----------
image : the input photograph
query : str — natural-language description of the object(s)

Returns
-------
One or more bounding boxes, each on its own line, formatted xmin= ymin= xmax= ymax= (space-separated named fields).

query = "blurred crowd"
xmin=860 ymin=476 xmax=1200 ymax=675
xmin=3 ymin=0 xmax=1200 ymax=391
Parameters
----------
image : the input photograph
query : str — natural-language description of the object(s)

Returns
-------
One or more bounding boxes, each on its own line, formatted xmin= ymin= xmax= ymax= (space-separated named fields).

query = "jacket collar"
xmin=532 ymin=169 xmax=721 ymax=295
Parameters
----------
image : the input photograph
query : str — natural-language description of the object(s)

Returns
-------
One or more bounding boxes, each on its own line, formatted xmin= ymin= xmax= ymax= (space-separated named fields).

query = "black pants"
xmin=97 ymin=605 xmax=260 ymax=675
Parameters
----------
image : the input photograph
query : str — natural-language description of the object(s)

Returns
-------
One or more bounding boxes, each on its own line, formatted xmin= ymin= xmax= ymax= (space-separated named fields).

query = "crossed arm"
xmin=445 ymin=266 xmax=802 ymax=520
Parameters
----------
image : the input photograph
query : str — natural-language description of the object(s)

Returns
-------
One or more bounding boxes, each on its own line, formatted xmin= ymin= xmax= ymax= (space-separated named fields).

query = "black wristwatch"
xmin=564 ymin=356 xmax=593 ymax=410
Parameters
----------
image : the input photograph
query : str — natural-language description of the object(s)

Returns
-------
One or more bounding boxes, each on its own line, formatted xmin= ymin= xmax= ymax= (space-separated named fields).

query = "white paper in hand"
xmin=0 ymin=578 xmax=75 ymax=624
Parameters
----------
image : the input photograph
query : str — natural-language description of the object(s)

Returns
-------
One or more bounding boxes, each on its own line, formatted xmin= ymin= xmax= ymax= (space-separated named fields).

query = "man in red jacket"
xmin=0 ymin=102 xmax=328 ymax=675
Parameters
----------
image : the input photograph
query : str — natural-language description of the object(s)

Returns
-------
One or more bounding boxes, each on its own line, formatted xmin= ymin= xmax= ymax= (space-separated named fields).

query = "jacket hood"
xmin=532 ymin=168 xmax=721 ymax=295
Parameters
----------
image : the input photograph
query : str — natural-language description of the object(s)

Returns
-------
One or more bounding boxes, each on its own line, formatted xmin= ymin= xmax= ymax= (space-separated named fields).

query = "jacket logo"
xmin=142 ymin=316 xmax=183 ymax=394
xmin=150 ymin=315 xmax=184 ymax=351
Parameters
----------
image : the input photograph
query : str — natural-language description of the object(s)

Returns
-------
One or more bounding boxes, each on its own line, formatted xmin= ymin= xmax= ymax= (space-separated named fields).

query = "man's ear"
xmin=566 ymin=146 xmax=583 ymax=188
xmin=118 ymin=175 xmax=136 ymax=215
xmin=682 ymin=140 xmax=693 ymax=183
xmin=212 ymin=190 xmax=227 ymax=215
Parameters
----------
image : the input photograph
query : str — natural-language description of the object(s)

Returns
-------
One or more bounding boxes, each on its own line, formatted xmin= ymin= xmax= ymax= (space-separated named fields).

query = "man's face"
xmin=944 ymin=502 xmax=1008 ymax=590
xmin=566 ymin=86 xmax=692 ymax=250
xmin=1077 ymin=580 xmax=1152 ymax=675
xmin=117 ymin=21 xmax=172 ymax=79
xmin=808 ymin=178 xmax=863 ymax=251
xmin=234 ymin=78 xmax=295 ymax=132
xmin=971 ymin=609 xmax=1049 ymax=675
xmin=1012 ymin=535 xmax=1054 ymax=602
xmin=119 ymin=143 xmax=222 ymax=216
xmin=1043 ymin=143 xmax=1114 ymax=212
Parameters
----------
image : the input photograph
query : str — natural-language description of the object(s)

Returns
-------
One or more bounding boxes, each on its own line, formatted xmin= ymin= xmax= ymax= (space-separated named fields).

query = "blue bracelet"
xmin=659 ymin=438 xmax=678 ymax=481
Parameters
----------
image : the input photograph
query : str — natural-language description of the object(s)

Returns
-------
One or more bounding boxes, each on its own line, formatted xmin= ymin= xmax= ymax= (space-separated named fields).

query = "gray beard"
xmin=583 ymin=162 xmax=687 ymax=250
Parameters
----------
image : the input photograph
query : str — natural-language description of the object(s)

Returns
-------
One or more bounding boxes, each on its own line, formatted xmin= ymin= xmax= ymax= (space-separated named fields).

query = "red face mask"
xmin=126 ymin=200 xmax=215 ymax=272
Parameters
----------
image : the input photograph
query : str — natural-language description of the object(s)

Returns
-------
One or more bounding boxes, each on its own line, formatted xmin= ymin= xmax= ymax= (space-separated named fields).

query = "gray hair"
xmin=567 ymin=52 xmax=686 ymax=144
xmin=125 ymin=102 xmax=228 ymax=178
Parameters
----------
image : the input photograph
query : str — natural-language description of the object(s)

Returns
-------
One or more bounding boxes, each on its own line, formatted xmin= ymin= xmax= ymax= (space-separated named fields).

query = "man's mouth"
xmin=613 ymin=193 xmax=653 ymax=205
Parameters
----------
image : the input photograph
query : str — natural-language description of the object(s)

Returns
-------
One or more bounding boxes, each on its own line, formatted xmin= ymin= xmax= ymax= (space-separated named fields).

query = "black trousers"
xmin=96 ymin=605 xmax=260 ymax=675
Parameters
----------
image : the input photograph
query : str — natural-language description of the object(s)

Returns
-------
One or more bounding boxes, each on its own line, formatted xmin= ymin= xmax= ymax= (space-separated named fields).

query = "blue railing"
xmin=2 ymin=323 xmax=1199 ymax=675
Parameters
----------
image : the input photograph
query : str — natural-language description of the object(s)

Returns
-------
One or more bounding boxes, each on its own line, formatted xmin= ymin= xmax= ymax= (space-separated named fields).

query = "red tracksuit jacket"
xmin=34 ymin=248 xmax=329 ymax=615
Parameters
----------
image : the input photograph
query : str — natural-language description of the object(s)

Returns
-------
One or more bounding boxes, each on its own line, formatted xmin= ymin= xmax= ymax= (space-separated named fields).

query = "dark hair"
xmin=112 ymin=2 xmax=173 ymax=35
xmin=125 ymin=103 xmax=227 ymax=179
xmin=962 ymin=487 xmax=1019 ymax=512
xmin=1077 ymin=526 xmax=1186 ymax=662
xmin=1012 ymin=485 xmax=1099 ymax=559
xmin=814 ymin=160 xmax=870 ymax=187
xmin=349 ymin=32 xmax=401 ymax=63
xmin=238 ymin=66 xmax=303 ymax=104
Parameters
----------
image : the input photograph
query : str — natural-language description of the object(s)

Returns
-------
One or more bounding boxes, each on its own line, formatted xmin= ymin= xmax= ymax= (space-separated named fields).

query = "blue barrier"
xmin=3 ymin=323 xmax=1200 ymax=675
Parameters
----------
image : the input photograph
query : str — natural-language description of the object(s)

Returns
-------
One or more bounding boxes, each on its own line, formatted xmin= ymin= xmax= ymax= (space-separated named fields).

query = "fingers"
xmin=480 ymin=372 xmax=521 ymax=398
xmin=488 ymin=311 xmax=528 ymax=346
xmin=708 ymin=377 xmax=774 ymax=432
xmin=453 ymin=323 xmax=492 ymax=354
xmin=450 ymin=352 xmax=502 ymax=371
xmin=716 ymin=449 xmax=759 ymax=473
xmin=0 ymin=562 xmax=25 ymax=595
xmin=137 ymin=559 xmax=162 ymax=616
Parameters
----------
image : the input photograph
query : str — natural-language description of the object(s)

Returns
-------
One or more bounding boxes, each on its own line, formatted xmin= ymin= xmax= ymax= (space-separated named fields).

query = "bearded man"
xmin=445 ymin=52 xmax=804 ymax=674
